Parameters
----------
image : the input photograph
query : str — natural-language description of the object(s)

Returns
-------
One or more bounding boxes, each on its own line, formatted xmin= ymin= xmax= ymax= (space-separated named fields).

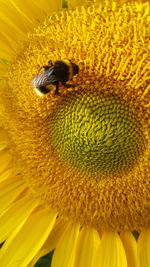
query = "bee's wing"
xmin=45 ymin=68 xmax=58 ymax=83
xmin=30 ymin=66 xmax=57 ymax=88
xmin=30 ymin=73 xmax=46 ymax=88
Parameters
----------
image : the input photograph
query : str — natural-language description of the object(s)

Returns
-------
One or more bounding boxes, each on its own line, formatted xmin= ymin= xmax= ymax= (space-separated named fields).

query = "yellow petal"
xmin=93 ymin=231 xmax=127 ymax=267
xmin=0 ymin=128 xmax=10 ymax=151
xmin=51 ymin=222 xmax=80 ymax=267
xmin=28 ymin=218 xmax=67 ymax=266
xmin=0 ymin=0 xmax=63 ymax=61
xmin=74 ymin=227 xmax=100 ymax=267
xmin=0 ymin=193 xmax=39 ymax=243
xmin=67 ymin=0 xmax=87 ymax=8
xmin=138 ymin=228 xmax=150 ymax=267
xmin=0 ymin=209 xmax=57 ymax=266
xmin=1 ymin=0 xmax=46 ymax=33
xmin=0 ymin=34 xmax=15 ymax=61
xmin=0 ymin=13 xmax=25 ymax=48
xmin=0 ymin=176 xmax=26 ymax=213
xmin=0 ymin=168 xmax=13 ymax=183
xmin=0 ymin=1 xmax=28 ymax=36
xmin=0 ymin=149 xmax=12 ymax=174
xmin=120 ymin=231 xmax=139 ymax=267
xmin=32 ymin=0 xmax=62 ymax=14
xmin=0 ymin=62 xmax=8 ymax=77
xmin=8 ymin=0 xmax=62 ymax=34
xmin=10 ymin=0 xmax=45 ymax=24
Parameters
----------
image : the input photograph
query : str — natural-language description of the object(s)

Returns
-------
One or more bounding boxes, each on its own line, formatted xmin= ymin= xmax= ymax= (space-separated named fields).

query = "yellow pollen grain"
xmin=1 ymin=0 xmax=150 ymax=231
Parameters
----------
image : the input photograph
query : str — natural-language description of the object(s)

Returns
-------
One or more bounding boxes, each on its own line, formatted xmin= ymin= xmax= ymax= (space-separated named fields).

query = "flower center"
xmin=49 ymin=90 xmax=144 ymax=177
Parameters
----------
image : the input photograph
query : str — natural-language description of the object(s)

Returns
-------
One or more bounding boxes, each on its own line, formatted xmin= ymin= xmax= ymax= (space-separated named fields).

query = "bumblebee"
xmin=30 ymin=59 xmax=79 ymax=96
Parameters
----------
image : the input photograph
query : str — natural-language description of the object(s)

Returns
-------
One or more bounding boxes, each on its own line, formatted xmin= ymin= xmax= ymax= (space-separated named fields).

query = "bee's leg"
xmin=54 ymin=82 xmax=60 ymax=95
xmin=39 ymin=86 xmax=50 ymax=94
xmin=40 ymin=61 xmax=53 ymax=71
xmin=62 ymin=82 xmax=75 ymax=88
xmin=48 ymin=60 xmax=53 ymax=66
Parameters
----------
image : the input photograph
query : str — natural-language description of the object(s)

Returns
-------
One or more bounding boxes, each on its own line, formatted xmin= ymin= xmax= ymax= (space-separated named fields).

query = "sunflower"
xmin=0 ymin=0 xmax=150 ymax=266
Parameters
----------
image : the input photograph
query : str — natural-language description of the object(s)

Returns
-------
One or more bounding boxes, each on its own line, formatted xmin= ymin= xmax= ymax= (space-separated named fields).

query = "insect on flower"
xmin=30 ymin=59 xmax=79 ymax=96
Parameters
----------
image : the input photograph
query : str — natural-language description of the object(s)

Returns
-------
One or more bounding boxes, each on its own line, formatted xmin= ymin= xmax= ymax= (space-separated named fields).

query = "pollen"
xmin=1 ymin=0 xmax=150 ymax=231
